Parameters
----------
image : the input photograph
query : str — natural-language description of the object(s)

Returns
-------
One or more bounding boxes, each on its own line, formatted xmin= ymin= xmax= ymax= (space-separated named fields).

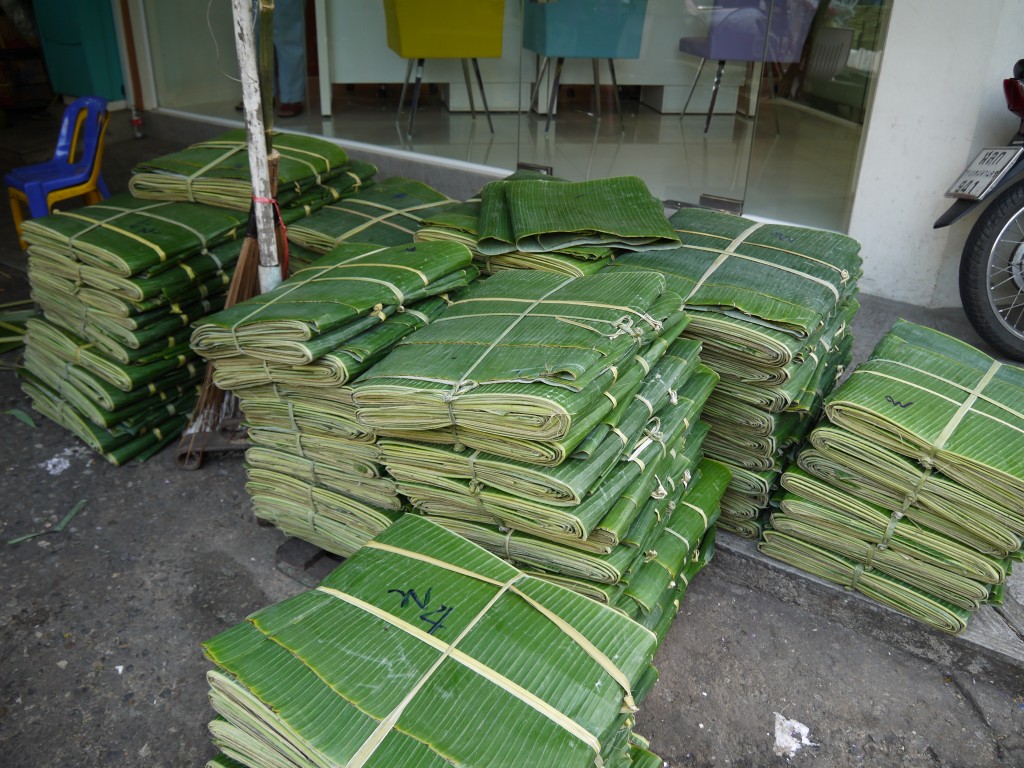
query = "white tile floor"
xmin=186 ymin=85 xmax=863 ymax=233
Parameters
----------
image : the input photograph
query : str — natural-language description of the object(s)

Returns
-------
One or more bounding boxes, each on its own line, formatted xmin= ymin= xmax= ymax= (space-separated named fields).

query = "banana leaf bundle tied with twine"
xmin=823 ymin=319 xmax=1024 ymax=512
xmin=381 ymin=357 xmax=717 ymax=549
xmin=15 ymin=195 xmax=251 ymax=463
xmin=477 ymin=173 xmax=680 ymax=257
xmin=760 ymin=319 xmax=1024 ymax=634
xmin=287 ymin=176 xmax=459 ymax=252
xmin=797 ymin=425 xmax=1024 ymax=556
xmin=190 ymin=241 xmax=477 ymax=365
xmin=129 ymin=129 xmax=375 ymax=212
xmin=351 ymin=269 xmax=689 ymax=464
xmin=414 ymin=173 xmax=617 ymax=277
xmin=21 ymin=193 xmax=247 ymax=277
xmin=202 ymin=514 xmax=663 ymax=768
xmin=211 ymin=295 xmax=451 ymax=391
xmin=600 ymin=209 xmax=862 ymax=532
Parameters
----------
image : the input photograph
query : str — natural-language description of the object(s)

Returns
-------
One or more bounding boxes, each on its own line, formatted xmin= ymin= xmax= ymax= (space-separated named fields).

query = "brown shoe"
xmin=277 ymin=101 xmax=304 ymax=118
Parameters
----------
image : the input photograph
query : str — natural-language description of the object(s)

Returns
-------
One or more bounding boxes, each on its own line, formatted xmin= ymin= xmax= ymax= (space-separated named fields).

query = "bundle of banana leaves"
xmin=129 ymin=129 xmax=377 ymax=213
xmin=188 ymin=244 xmax=481 ymax=553
xmin=350 ymin=269 xmax=690 ymax=465
xmin=601 ymin=208 xmax=862 ymax=535
xmin=191 ymin=241 xmax=477 ymax=364
xmin=477 ymin=174 xmax=680 ymax=256
xmin=287 ymin=176 xmax=459 ymax=252
xmin=202 ymin=514 xmax=665 ymax=768
xmin=760 ymin=320 xmax=1024 ymax=634
xmin=15 ymin=196 xmax=266 ymax=463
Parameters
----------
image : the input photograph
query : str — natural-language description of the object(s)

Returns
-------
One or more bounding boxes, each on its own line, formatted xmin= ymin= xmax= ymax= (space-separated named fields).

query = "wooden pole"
xmin=230 ymin=0 xmax=282 ymax=294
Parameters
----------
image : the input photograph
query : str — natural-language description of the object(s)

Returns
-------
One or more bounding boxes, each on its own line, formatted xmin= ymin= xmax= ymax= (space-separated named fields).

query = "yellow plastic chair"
xmin=6 ymin=95 xmax=111 ymax=248
xmin=383 ymin=0 xmax=505 ymax=137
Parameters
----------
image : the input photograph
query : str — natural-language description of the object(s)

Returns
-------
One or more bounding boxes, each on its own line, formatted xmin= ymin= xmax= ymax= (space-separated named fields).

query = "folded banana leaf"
xmin=478 ymin=174 xmax=679 ymax=256
xmin=245 ymin=445 xmax=400 ymax=510
xmin=352 ymin=269 xmax=687 ymax=452
xmin=28 ymin=235 xmax=241 ymax=305
xmin=20 ymin=371 xmax=190 ymax=464
xmin=430 ymin=436 xmax=712 ymax=590
xmin=202 ymin=514 xmax=660 ymax=768
xmin=416 ymin=199 xmax=612 ymax=277
xmin=619 ymin=459 xmax=730 ymax=616
xmin=247 ymin=425 xmax=383 ymax=472
xmin=25 ymin=317 xmax=200 ymax=392
xmin=823 ymin=319 xmax=1024 ymax=512
xmin=627 ymin=527 xmax=717 ymax=643
xmin=129 ymin=130 xmax=357 ymax=210
xmin=210 ymin=295 xmax=452 ymax=390
xmin=191 ymin=241 xmax=476 ymax=364
xmin=605 ymin=207 xmax=861 ymax=339
xmin=779 ymin=468 xmax=1009 ymax=586
xmin=379 ymin=340 xmax=705 ymax=508
xmin=22 ymin=342 xmax=199 ymax=429
xmin=759 ymin=530 xmax=972 ymax=634
xmin=21 ymin=194 xmax=246 ymax=277
xmin=246 ymin=468 xmax=402 ymax=558
xmin=684 ymin=296 xmax=858 ymax=377
xmin=798 ymin=425 xmax=1023 ymax=557
xmin=718 ymin=515 xmax=764 ymax=539
xmin=239 ymin=389 xmax=373 ymax=442
xmin=287 ymin=176 xmax=458 ymax=251
xmin=394 ymin=412 xmax=710 ymax=554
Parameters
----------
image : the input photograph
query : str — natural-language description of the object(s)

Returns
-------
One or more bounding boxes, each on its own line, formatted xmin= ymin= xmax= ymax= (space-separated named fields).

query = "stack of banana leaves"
xmin=203 ymin=514 xmax=670 ymax=768
xmin=17 ymin=194 xmax=256 ymax=464
xmin=128 ymin=129 xmax=377 ymax=218
xmin=189 ymin=241 xmax=481 ymax=556
xmin=601 ymin=207 xmax=862 ymax=537
xmin=350 ymin=269 xmax=727 ymax=621
xmin=287 ymin=176 xmax=460 ymax=252
xmin=761 ymin=320 xmax=1024 ymax=634
xmin=414 ymin=172 xmax=680 ymax=277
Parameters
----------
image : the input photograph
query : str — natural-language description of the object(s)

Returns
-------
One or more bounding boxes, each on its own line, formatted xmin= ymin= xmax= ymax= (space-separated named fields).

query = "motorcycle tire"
xmin=959 ymin=179 xmax=1024 ymax=361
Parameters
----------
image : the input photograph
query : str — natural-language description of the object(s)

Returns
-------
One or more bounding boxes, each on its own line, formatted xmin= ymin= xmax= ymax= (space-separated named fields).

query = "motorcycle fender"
xmin=934 ymin=156 xmax=1024 ymax=228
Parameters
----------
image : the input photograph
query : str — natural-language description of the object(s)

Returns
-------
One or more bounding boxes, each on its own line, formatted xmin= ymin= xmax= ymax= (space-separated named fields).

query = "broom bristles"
xmin=177 ymin=237 xmax=261 ymax=466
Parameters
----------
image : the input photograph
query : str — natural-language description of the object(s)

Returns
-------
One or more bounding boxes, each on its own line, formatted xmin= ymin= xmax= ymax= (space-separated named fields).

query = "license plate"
xmin=946 ymin=146 xmax=1024 ymax=200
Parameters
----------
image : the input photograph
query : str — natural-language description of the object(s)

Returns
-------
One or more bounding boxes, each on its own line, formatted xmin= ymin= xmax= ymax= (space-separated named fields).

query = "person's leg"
xmin=274 ymin=0 xmax=307 ymax=116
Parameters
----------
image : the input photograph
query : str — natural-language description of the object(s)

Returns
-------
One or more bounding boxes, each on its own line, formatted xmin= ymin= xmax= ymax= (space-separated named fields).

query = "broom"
xmin=177 ymin=0 xmax=285 ymax=469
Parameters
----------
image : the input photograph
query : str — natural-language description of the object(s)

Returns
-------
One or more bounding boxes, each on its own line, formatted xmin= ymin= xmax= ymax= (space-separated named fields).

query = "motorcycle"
xmin=935 ymin=59 xmax=1024 ymax=361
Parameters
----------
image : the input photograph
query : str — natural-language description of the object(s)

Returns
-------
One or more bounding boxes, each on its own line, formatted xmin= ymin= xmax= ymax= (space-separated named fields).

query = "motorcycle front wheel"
xmin=959 ymin=179 xmax=1024 ymax=360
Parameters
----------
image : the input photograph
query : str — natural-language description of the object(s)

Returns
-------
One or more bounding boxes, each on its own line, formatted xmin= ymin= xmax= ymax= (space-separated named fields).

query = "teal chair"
xmin=522 ymin=0 xmax=649 ymax=132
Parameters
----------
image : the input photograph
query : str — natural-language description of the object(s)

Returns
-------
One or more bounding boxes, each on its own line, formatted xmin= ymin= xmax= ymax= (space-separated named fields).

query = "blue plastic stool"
xmin=6 ymin=95 xmax=111 ymax=248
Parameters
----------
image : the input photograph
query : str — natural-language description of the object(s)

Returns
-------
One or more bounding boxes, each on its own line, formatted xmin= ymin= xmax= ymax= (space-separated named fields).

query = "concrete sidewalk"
xmin=0 ymin=108 xmax=1021 ymax=767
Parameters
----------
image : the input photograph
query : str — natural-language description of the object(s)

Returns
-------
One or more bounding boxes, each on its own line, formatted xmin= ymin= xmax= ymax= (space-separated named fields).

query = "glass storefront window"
xmin=138 ymin=0 xmax=890 ymax=233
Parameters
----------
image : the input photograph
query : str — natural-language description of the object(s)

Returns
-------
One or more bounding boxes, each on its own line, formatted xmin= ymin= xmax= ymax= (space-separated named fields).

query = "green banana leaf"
xmin=416 ymin=198 xmax=613 ymax=277
xmin=605 ymin=207 xmax=861 ymax=339
xmin=378 ymin=341 xmax=705 ymax=508
xmin=202 ymin=514 xmax=660 ymax=767
xmin=129 ymin=130 xmax=361 ymax=210
xmin=759 ymin=530 xmax=972 ymax=634
xmin=20 ymin=371 xmax=190 ymax=464
xmin=478 ymin=175 xmax=679 ymax=255
xmin=25 ymin=317 xmax=200 ymax=392
xmin=352 ymin=269 xmax=688 ymax=453
xmin=823 ymin=319 xmax=1024 ymax=513
xmin=191 ymin=241 xmax=476 ymax=363
xmin=798 ymin=425 xmax=1023 ymax=556
xmin=21 ymin=194 xmax=246 ymax=277
xmin=246 ymin=468 xmax=402 ymax=558
xmin=287 ymin=176 xmax=458 ymax=252
xmin=619 ymin=459 xmax=730 ymax=616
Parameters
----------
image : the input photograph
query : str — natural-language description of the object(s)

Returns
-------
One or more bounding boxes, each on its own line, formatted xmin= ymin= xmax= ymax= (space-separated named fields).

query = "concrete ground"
xmin=0 ymin=107 xmax=1022 ymax=767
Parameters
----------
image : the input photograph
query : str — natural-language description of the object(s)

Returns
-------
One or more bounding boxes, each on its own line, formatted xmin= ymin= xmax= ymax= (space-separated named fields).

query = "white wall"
xmin=849 ymin=0 xmax=1024 ymax=306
